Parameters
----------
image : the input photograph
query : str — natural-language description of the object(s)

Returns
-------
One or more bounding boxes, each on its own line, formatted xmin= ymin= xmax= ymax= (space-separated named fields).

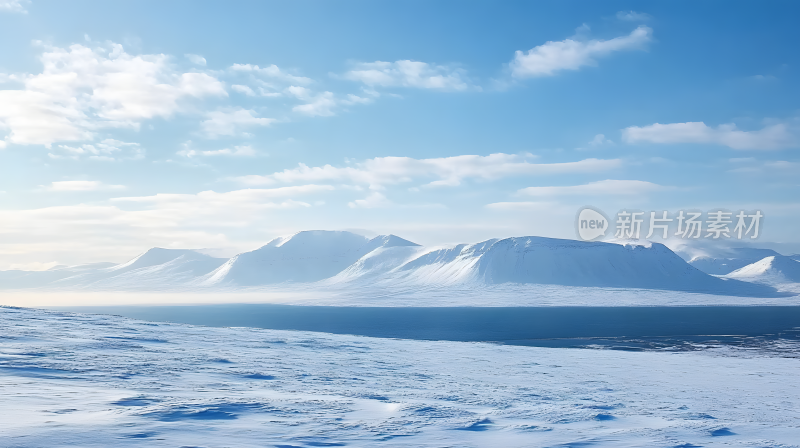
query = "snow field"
xmin=2 ymin=306 xmax=800 ymax=447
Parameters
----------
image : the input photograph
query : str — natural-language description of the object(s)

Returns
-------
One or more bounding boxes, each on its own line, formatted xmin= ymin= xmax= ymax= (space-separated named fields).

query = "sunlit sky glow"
xmin=1 ymin=0 xmax=799 ymax=269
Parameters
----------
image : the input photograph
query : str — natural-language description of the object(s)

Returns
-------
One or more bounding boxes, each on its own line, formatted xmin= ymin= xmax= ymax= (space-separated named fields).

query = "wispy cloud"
xmin=0 ymin=0 xmax=29 ymax=14
xmin=518 ymin=179 xmax=666 ymax=197
xmin=234 ymin=154 xmax=622 ymax=189
xmin=343 ymin=60 xmax=472 ymax=91
xmin=286 ymin=86 xmax=373 ymax=117
xmin=201 ymin=108 xmax=275 ymax=138
xmin=510 ymin=25 xmax=652 ymax=78
xmin=728 ymin=159 xmax=800 ymax=174
xmin=43 ymin=180 xmax=126 ymax=192
xmin=178 ymin=145 xmax=257 ymax=158
xmin=231 ymin=84 xmax=257 ymax=96
xmin=623 ymin=121 xmax=800 ymax=150
xmin=112 ymin=185 xmax=332 ymax=206
xmin=230 ymin=63 xmax=312 ymax=85
xmin=185 ymin=54 xmax=207 ymax=66
xmin=616 ymin=11 xmax=651 ymax=22
xmin=348 ymin=192 xmax=391 ymax=209
xmin=48 ymin=139 xmax=144 ymax=161
xmin=576 ymin=133 xmax=614 ymax=151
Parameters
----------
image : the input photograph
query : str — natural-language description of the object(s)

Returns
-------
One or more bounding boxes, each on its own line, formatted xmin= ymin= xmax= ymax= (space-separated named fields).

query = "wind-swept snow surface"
xmin=2 ymin=306 xmax=800 ymax=447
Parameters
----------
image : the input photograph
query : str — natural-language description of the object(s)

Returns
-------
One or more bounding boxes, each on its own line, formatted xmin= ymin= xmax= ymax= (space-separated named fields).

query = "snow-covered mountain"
xmin=0 ymin=231 xmax=789 ymax=297
xmin=686 ymin=247 xmax=782 ymax=275
xmin=4 ymin=248 xmax=227 ymax=290
xmin=200 ymin=231 xmax=419 ymax=286
xmin=0 ymin=262 xmax=116 ymax=289
xmin=326 ymin=236 xmax=774 ymax=295
xmin=725 ymin=255 xmax=800 ymax=284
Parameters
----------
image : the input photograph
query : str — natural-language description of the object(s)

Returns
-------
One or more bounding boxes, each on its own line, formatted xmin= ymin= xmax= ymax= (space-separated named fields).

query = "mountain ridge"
xmin=0 ymin=230 xmax=791 ymax=297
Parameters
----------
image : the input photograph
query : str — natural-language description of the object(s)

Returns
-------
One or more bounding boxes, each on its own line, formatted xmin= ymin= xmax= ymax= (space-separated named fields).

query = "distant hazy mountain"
xmin=687 ymin=247 xmax=782 ymax=275
xmin=10 ymin=248 xmax=227 ymax=290
xmin=200 ymin=231 xmax=419 ymax=286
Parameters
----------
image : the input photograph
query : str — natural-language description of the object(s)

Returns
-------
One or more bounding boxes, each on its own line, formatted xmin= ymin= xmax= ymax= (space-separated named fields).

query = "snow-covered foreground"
xmin=2 ymin=307 xmax=800 ymax=447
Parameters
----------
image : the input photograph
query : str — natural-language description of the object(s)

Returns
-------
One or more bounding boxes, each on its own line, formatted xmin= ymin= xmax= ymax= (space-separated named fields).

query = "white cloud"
xmin=616 ymin=11 xmax=651 ymax=21
xmin=577 ymin=133 xmax=614 ymax=150
xmin=518 ymin=179 xmax=666 ymax=196
xmin=112 ymin=185 xmax=332 ymax=208
xmin=510 ymin=25 xmax=652 ymax=78
xmin=764 ymin=160 xmax=800 ymax=169
xmin=588 ymin=133 xmax=613 ymax=147
xmin=0 ymin=0 xmax=29 ymax=13
xmin=234 ymin=154 xmax=621 ymax=189
xmin=231 ymin=84 xmax=256 ymax=96
xmin=44 ymin=180 xmax=126 ymax=192
xmin=285 ymin=86 xmax=371 ymax=117
xmin=49 ymin=139 xmax=144 ymax=161
xmin=201 ymin=108 xmax=275 ymax=137
xmin=178 ymin=145 xmax=257 ymax=158
xmin=0 ymin=73 xmax=22 ymax=84
xmin=0 ymin=42 xmax=227 ymax=147
xmin=348 ymin=192 xmax=391 ymax=209
xmin=293 ymin=92 xmax=337 ymax=117
xmin=0 ymin=185 xmax=335 ymax=266
xmin=485 ymin=201 xmax=560 ymax=211
xmin=728 ymin=159 xmax=800 ymax=174
xmin=622 ymin=121 xmax=800 ymax=150
xmin=343 ymin=60 xmax=470 ymax=91
xmin=230 ymin=63 xmax=312 ymax=85
xmin=343 ymin=93 xmax=374 ymax=105
xmin=185 ymin=54 xmax=207 ymax=66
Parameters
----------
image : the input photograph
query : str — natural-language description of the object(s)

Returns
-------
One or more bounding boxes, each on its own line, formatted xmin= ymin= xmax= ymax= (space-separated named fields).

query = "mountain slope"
xmin=52 ymin=248 xmax=227 ymax=289
xmin=687 ymin=248 xmax=781 ymax=275
xmin=725 ymin=255 xmax=800 ymax=284
xmin=201 ymin=230 xmax=419 ymax=286
xmin=332 ymin=236 xmax=778 ymax=296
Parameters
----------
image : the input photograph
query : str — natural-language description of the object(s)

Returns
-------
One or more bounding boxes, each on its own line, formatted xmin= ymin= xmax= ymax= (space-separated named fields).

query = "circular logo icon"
xmin=576 ymin=207 xmax=608 ymax=241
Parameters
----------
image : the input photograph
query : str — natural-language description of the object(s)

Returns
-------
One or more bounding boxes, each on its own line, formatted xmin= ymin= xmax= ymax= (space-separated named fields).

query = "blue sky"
xmin=1 ymin=0 xmax=799 ymax=268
